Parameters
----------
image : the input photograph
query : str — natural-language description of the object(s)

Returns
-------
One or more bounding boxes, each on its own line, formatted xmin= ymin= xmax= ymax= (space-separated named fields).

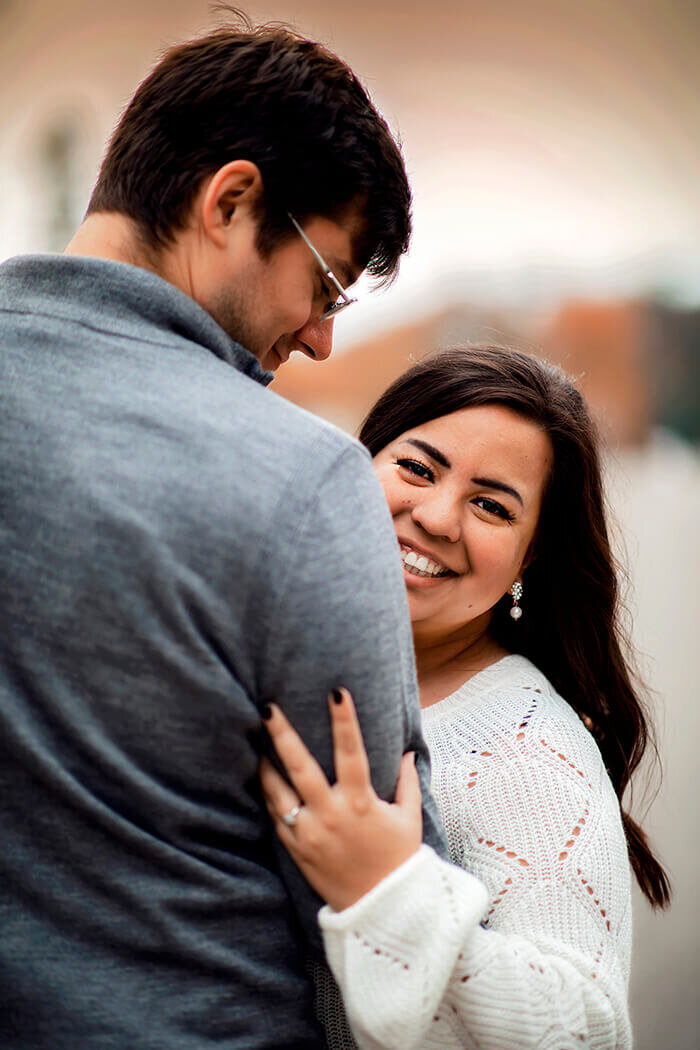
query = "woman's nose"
xmin=410 ymin=492 xmax=462 ymax=544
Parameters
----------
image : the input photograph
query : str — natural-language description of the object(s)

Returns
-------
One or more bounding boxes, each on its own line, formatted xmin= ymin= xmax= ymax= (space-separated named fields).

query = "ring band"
xmin=282 ymin=804 xmax=302 ymax=828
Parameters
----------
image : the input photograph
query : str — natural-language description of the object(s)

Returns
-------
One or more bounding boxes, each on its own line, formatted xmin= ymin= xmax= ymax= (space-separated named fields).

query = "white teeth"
xmin=400 ymin=546 xmax=451 ymax=578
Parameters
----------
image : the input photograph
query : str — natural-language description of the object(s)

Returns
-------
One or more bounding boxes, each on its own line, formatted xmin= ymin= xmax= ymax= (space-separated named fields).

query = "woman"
xmin=260 ymin=347 xmax=670 ymax=1050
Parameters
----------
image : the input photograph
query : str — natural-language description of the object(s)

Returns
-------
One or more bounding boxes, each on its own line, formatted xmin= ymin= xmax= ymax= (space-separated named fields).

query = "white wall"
xmin=611 ymin=434 xmax=699 ymax=1050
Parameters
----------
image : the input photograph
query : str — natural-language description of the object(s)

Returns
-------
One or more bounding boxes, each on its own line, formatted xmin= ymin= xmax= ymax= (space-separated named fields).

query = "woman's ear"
xmin=198 ymin=160 xmax=264 ymax=248
xmin=520 ymin=539 xmax=537 ymax=573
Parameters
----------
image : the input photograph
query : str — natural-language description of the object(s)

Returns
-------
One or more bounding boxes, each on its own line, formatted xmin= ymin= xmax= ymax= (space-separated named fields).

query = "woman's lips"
xmin=398 ymin=541 xmax=456 ymax=585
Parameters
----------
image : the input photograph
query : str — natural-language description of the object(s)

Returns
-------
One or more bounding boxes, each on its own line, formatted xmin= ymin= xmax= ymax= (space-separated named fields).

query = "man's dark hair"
xmin=87 ymin=12 xmax=411 ymax=281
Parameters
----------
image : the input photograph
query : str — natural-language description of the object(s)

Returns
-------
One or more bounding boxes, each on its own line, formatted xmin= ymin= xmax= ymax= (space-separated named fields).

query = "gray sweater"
xmin=0 ymin=255 xmax=445 ymax=1049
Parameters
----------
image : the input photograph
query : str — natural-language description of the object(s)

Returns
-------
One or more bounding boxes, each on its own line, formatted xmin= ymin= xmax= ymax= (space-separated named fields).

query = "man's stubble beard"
xmin=208 ymin=282 xmax=267 ymax=362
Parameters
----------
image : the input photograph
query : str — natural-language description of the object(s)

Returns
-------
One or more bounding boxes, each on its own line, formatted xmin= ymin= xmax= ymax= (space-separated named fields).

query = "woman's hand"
xmin=260 ymin=688 xmax=423 ymax=912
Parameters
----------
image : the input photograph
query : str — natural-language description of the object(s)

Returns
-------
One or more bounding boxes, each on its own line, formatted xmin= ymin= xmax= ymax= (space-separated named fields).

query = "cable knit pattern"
xmin=316 ymin=655 xmax=633 ymax=1049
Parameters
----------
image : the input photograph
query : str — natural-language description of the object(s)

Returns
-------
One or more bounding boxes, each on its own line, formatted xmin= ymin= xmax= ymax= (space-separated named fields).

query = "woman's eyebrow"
xmin=405 ymin=438 xmax=451 ymax=468
xmin=403 ymin=441 xmax=524 ymax=505
xmin=472 ymin=476 xmax=523 ymax=506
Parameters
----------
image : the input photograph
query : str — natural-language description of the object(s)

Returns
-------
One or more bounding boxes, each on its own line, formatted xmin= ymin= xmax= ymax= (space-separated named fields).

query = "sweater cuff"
xmin=317 ymin=845 xmax=488 ymax=1050
xmin=319 ymin=843 xmax=487 ymax=934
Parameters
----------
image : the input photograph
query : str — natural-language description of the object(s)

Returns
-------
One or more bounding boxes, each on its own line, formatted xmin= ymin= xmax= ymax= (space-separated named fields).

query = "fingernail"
xmin=261 ymin=703 xmax=272 ymax=720
xmin=330 ymin=688 xmax=343 ymax=705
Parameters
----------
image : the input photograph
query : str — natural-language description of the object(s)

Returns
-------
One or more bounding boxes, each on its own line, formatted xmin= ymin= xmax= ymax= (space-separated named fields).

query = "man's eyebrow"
xmin=472 ymin=476 xmax=523 ymax=506
xmin=328 ymin=258 xmax=360 ymax=288
xmin=405 ymin=439 xmax=451 ymax=469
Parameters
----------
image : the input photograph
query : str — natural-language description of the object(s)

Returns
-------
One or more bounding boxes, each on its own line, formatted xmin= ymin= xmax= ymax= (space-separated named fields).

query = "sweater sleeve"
xmin=317 ymin=692 xmax=633 ymax=1050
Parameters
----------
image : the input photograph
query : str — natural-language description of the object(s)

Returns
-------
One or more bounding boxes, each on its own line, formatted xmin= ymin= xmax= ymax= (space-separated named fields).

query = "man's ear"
xmin=199 ymin=160 xmax=264 ymax=248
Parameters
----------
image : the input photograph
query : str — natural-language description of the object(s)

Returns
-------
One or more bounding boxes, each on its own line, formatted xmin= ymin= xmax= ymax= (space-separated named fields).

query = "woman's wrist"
xmin=319 ymin=845 xmax=438 ymax=923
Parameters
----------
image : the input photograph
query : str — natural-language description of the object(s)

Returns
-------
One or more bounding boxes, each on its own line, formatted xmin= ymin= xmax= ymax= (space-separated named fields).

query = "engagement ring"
xmin=282 ymin=805 xmax=302 ymax=828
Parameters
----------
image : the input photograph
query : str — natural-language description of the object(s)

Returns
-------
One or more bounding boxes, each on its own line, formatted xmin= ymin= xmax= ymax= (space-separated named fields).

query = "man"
xmin=0 ymin=18 xmax=445 ymax=1050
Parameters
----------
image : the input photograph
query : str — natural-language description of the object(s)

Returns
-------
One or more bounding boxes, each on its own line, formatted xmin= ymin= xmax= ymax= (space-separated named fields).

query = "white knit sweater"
xmin=314 ymin=654 xmax=633 ymax=1049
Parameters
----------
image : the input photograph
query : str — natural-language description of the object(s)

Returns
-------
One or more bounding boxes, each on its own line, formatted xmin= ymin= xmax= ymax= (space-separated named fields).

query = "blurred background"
xmin=1 ymin=1 xmax=697 ymax=1045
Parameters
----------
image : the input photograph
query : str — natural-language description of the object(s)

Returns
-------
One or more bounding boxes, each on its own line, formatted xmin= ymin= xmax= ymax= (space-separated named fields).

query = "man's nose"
xmin=411 ymin=492 xmax=462 ymax=544
xmin=295 ymin=316 xmax=334 ymax=362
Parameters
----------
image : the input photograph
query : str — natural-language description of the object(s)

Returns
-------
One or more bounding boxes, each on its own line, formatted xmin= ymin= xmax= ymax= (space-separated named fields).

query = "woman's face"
xmin=373 ymin=403 xmax=553 ymax=641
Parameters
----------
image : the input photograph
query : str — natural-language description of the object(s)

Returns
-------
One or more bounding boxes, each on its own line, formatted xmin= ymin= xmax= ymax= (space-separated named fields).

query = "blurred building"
xmin=272 ymin=297 xmax=700 ymax=450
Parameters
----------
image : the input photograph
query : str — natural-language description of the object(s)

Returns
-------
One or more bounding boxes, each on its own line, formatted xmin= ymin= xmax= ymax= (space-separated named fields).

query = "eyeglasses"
xmin=287 ymin=212 xmax=358 ymax=322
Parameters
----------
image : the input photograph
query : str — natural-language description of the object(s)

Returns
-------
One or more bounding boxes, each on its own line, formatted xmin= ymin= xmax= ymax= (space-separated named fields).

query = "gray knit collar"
xmin=0 ymin=254 xmax=274 ymax=387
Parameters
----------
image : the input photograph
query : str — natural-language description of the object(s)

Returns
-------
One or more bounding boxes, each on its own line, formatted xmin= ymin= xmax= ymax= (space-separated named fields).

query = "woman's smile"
xmin=399 ymin=540 xmax=456 ymax=584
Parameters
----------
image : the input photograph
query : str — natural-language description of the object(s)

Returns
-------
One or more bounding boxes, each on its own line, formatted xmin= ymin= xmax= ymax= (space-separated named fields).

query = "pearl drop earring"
xmin=510 ymin=581 xmax=523 ymax=620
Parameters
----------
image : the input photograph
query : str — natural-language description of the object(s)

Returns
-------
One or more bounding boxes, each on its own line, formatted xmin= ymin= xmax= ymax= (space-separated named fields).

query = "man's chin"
xmin=267 ymin=345 xmax=289 ymax=371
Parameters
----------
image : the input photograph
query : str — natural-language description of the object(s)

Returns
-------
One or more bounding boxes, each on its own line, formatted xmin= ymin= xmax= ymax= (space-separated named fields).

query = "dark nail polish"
xmin=261 ymin=704 xmax=272 ymax=720
xmin=331 ymin=689 xmax=343 ymax=705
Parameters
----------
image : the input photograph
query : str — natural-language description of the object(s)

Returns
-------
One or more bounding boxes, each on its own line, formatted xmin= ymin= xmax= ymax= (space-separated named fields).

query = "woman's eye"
xmin=395 ymin=458 xmax=434 ymax=482
xmin=474 ymin=496 xmax=514 ymax=521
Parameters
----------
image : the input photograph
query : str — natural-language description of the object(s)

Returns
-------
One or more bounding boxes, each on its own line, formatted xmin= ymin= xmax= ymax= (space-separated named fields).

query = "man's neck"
xmin=65 ymin=212 xmax=205 ymax=310
xmin=65 ymin=213 xmax=160 ymax=275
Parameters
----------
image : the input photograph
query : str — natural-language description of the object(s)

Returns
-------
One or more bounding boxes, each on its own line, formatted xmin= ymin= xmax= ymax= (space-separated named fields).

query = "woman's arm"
xmin=260 ymin=692 xmax=632 ymax=1050
xmin=317 ymin=846 xmax=629 ymax=1050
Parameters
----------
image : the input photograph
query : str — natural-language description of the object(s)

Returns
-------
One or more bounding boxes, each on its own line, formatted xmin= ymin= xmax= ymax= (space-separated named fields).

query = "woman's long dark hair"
xmin=359 ymin=346 xmax=670 ymax=909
